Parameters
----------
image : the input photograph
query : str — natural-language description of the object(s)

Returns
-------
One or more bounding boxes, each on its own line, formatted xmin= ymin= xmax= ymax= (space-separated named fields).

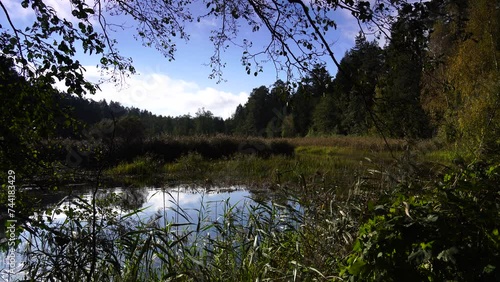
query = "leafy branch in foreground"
xmin=0 ymin=0 xmax=132 ymax=96
xmin=1 ymin=0 xmax=429 ymax=86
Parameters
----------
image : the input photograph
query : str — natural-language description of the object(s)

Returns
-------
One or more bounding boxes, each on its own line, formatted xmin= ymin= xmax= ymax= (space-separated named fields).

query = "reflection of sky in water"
xmin=138 ymin=186 xmax=252 ymax=226
xmin=0 ymin=186 xmax=252 ymax=278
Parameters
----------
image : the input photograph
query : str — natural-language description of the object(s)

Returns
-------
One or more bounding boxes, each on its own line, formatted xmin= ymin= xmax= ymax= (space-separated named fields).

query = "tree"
xmin=312 ymin=94 xmax=339 ymax=135
xmin=1 ymin=0 xmax=426 ymax=89
xmin=0 ymin=56 xmax=65 ymax=178
xmin=194 ymin=108 xmax=216 ymax=135
xmin=173 ymin=114 xmax=195 ymax=136
xmin=280 ymin=114 xmax=296 ymax=137
xmin=0 ymin=0 xmax=431 ymax=150
xmin=227 ymin=104 xmax=247 ymax=135
xmin=115 ymin=115 xmax=145 ymax=144
xmin=290 ymin=65 xmax=331 ymax=136
xmin=243 ymin=86 xmax=271 ymax=136
xmin=326 ymin=34 xmax=384 ymax=135
xmin=374 ymin=4 xmax=432 ymax=138
xmin=266 ymin=80 xmax=291 ymax=137
xmin=439 ymin=0 xmax=500 ymax=159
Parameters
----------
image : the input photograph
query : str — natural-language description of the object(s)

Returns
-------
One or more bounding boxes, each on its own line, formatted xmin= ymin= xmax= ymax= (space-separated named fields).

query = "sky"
xmin=2 ymin=0 xmax=365 ymax=119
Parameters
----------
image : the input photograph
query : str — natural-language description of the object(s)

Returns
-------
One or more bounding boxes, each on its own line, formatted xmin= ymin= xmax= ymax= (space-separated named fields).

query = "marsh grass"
xmin=20 ymin=179 xmax=369 ymax=281
xmin=105 ymin=136 xmax=452 ymax=195
xmin=15 ymin=135 xmax=475 ymax=281
xmin=283 ymin=136 xmax=406 ymax=151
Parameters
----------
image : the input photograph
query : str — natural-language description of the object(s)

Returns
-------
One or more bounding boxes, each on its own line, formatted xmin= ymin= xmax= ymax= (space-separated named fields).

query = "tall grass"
xmin=15 ymin=134 xmax=488 ymax=281
xmin=20 ymin=180 xmax=368 ymax=281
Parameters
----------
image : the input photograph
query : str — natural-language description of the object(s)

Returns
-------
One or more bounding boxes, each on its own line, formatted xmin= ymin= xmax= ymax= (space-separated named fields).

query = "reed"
xmin=16 ymin=139 xmax=496 ymax=281
xmin=20 ymin=179 xmax=366 ymax=281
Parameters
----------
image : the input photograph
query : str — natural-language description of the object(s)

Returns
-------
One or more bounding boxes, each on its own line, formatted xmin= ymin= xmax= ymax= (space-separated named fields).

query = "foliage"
xmin=333 ymin=35 xmax=384 ymax=135
xmin=0 ymin=55 xmax=78 ymax=199
xmin=422 ymin=0 xmax=500 ymax=160
xmin=374 ymin=4 xmax=432 ymax=138
xmin=0 ymin=0 xmax=134 ymax=95
xmin=2 ymin=0 xmax=500 ymax=281
xmin=1 ymin=0 xmax=425 ymax=86
xmin=290 ymin=65 xmax=330 ymax=136
xmin=227 ymin=81 xmax=290 ymax=137
xmin=443 ymin=0 xmax=500 ymax=160
xmin=341 ymin=162 xmax=500 ymax=281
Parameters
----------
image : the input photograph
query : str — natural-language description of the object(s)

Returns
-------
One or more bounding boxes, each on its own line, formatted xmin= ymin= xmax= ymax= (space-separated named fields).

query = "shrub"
xmin=340 ymin=163 xmax=500 ymax=281
xmin=269 ymin=140 xmax=295 ymax=157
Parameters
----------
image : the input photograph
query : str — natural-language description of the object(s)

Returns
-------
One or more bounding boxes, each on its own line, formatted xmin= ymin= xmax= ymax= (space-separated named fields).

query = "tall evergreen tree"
xmin=314 ymin=35 xmax=383 ymax=135
xmin=341 ymin=35 xmax=384 ymax=135
xmin=375 ymin=4 xmax=432 ymax=138
xmin=291 ymin=65 xmax=331 ymax=136
xmin=243 ymin=86 xmax=271 ymax=136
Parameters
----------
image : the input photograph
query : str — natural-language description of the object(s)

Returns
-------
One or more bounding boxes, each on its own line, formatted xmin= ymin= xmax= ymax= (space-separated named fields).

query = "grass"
xmin=21 ymin=177 xmax=366 ymax=281
xmin=104 ymin=136 xmax=452 ymax=196
xmin=17 ymin=136 xmax=496 ymax=281
xmin=284 ymin=135 xmax=405 ymax=151
xmin=106 ymin=146 xmax=375 ymax=191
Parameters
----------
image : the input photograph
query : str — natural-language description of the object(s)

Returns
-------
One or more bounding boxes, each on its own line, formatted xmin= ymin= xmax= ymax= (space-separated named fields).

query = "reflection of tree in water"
xmin=247 ymin=189 xmax=271 ymax=204
xmin=120 ymin=187 xmax=149 ymax=210
xmin=247 ymin=187 xmax=292 ymax=207
xmin=95 ymin=186 xmax=149 ymax=211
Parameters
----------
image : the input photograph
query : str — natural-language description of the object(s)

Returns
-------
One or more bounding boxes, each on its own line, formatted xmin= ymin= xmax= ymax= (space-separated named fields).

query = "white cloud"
xmin=44 ymin=0 xmax=74 ymax=20
xmin=82 ymin=66 xmax=249 ymax=119
xmin=196 ymin=17 xmax=218 ymax=28
xmin=3 ymin=0 xmax=99 ymax=26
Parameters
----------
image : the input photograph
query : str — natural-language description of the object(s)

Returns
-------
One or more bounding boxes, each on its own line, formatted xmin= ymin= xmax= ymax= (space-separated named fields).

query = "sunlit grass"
xmin=282 ymin=135 xmax=406 ymax=151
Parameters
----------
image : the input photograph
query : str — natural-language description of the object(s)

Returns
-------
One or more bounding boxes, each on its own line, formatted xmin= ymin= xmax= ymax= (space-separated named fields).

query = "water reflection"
xmin=141 ymin=186 xmax=251 ymax=226
xmin=1 ymin=185 xmax=254 ymax=279
xmin=0 ymin=184 xmax=303 ymax=280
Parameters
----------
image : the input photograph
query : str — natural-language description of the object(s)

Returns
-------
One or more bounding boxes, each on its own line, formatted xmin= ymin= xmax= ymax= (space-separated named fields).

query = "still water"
xmin=47 ymin=185 xmax=253 ymax=225
xmin=1 ymin=185 xmax=261 ymax=280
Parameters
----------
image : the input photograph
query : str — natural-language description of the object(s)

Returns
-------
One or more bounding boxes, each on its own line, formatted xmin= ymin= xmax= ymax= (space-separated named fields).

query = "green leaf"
xmin=348 ymin=258 xmax=366 ymax=275
xmin=437 ymin=247 xmax=458 ymax=264
xmin=352 ymin=239 xmax=362 ymax=251
xmin=484 ymin=264 xmax=496 ymax=274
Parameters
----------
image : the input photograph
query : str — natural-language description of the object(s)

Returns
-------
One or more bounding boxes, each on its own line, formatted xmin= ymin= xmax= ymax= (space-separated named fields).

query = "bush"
xmin=341 ymin=163 xmax=500 ymax=281
xmin=269 ymin=140 xmax=295 ymax=157
xmin=144 ymin=136 xmax=295 ymax=163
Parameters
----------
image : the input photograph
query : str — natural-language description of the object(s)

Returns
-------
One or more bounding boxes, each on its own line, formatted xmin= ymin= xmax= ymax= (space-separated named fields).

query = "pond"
xmin=1 ymin=185 xmax=300 ymax=280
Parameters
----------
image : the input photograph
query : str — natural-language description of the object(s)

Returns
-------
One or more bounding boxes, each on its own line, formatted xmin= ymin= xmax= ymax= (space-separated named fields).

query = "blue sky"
xmin=2 ymin=0 xmax=365 ymax=118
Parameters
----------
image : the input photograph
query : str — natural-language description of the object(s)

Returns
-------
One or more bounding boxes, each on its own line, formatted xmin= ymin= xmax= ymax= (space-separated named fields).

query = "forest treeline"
xmin=1 ymin=0 xmax=498 ymax=171
xmin=55 ymin=0 xmax=499 ymax=159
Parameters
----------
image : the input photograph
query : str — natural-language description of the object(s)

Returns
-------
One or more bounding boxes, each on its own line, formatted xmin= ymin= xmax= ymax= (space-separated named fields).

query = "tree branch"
xmin=0 ymin=0 xmax=26 ymax=68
